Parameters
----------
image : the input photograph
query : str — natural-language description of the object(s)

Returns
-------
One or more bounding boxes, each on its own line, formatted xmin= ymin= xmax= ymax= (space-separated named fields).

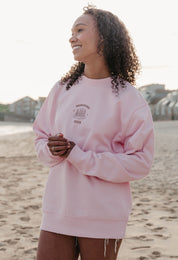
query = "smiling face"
xmin=69 ymin=14 xmax=101 ymax=63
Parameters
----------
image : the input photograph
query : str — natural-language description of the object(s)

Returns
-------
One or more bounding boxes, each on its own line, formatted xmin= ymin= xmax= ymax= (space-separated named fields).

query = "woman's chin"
xmin=73 ymin=55 xmax=83 ymax=62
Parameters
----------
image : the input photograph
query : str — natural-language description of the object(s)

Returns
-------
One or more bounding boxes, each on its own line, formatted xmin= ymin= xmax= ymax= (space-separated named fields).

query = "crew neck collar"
xmin=82 ymin=74 xmax=111 ymax=84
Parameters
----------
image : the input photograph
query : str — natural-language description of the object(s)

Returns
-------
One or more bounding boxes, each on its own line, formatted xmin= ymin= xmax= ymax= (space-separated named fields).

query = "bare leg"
xmin=37 ymin=230 xmax=80 ymax=260
xmin=78 ymin=237 xmax=122 ymax=260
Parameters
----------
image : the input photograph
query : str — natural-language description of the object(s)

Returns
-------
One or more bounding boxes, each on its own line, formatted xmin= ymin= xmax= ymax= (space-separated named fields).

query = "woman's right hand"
xmin=47 ymin=133 xmax=70 ymax=157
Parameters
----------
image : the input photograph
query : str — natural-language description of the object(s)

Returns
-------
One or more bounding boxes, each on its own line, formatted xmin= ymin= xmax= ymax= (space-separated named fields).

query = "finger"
xmin=55 ymin=133 xmax=63 ymax=137
xmin=48 ymin=136 xmax=67 ymax=141
xmin=47 ymin=141 xmax=68 ymax=147
xmin=53 ymin=150 xmax=69 ymax=156
xmin=50 ymin=148 xmax=64 ymax=156
xmin=49 ymin=143 xmax=70 ymax=152
xmin=50 ymin=144 xmax=70 ymax=152
xmin=59 ymin=148 xmax=71 ymax=158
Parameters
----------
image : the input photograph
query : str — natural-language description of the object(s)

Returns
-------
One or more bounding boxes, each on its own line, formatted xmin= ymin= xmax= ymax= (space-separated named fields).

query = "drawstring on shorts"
xmin=75 ymin=237 xmax=119 ymax=258
xmin=114 ymin=239 xmax=118 ymax=254
xmin=104 ymin=239 xmax=120 ymax=258
xmin=104 ymin=239 xmax=109 ymax=257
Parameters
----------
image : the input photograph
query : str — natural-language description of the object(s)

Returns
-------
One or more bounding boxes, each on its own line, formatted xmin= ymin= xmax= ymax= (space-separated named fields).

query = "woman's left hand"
xmin=47 ymin=133 xmax=75 ymax=158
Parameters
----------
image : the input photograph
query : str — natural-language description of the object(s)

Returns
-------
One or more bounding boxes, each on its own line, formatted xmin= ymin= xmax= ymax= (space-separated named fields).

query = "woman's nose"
xmin=69 ymin=35 xmax=77 ymax=43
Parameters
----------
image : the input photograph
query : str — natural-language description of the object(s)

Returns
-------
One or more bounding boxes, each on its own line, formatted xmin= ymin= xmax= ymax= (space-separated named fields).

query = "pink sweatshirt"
xmin=33 ymin=75 xmax=154 ymax=239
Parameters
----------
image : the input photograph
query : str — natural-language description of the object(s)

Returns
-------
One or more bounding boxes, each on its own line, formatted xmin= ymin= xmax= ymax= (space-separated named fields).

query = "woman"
xmin=33 ymin=5 xmax=154 ymax=260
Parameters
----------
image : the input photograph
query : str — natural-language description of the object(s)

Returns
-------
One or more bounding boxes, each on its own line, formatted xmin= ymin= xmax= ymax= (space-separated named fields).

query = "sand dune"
xmin=0 ymin=121 xmax=178 ymax=259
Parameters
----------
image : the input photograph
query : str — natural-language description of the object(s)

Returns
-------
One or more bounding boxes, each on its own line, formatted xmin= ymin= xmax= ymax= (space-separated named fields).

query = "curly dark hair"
xmin=61 ymin=5 xmax=141 ymax=95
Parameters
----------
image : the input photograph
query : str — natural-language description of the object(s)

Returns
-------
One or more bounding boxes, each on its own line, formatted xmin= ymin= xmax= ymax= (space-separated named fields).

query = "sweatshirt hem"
xmin=40 ymin=212 xmax=127 ymax=239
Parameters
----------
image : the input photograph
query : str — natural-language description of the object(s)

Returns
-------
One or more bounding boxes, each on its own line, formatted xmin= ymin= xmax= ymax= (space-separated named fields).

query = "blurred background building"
xmin=0 ymin=96 xmax=46 ymax=122
xmin=138 ymin=84 xmax=178 ymax=121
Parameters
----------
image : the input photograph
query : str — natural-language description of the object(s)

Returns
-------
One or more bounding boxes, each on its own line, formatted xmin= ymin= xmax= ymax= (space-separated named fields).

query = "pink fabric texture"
xmin=33 ymin=75 xmax=154 ymax=238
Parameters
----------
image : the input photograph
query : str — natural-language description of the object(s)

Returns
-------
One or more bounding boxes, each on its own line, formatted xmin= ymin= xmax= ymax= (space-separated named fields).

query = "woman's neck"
xmin=84 ymin=59 xmax=110 ymax=79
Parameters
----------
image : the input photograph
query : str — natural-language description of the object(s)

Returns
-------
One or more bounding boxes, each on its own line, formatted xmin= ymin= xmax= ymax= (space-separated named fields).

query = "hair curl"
xmin=61 ymin=5 xmax=141 ymax=95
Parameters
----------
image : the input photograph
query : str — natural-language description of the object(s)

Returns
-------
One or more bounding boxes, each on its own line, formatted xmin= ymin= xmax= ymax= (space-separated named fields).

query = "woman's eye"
xmin=71 ymin=28 xmax=83 ymax=37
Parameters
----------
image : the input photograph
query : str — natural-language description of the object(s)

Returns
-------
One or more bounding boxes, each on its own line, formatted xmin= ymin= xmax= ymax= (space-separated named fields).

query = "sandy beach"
xmin=0 ymin=121 xmax=178 ymax=260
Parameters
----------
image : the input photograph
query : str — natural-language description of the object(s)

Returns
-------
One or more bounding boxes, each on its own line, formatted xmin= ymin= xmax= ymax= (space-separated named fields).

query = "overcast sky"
xmin=0 ymin=0 xmax=178 ymax=103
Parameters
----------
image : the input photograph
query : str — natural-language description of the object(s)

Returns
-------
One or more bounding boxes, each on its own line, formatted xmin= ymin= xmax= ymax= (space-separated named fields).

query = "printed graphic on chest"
xmin=73 ymin=104 xmax=90 ymax=124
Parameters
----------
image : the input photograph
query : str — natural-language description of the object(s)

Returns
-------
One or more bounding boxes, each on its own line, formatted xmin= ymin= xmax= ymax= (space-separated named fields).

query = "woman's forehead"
xmin=72 ymin=14 xmax=95 ymax=29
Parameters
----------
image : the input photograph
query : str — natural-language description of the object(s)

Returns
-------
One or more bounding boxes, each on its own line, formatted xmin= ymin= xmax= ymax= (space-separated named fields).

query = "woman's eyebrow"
xmin=75 ymin=23 xmax=87 ymax=27
xmin=71 ymin=23 xmax=87 ymax=31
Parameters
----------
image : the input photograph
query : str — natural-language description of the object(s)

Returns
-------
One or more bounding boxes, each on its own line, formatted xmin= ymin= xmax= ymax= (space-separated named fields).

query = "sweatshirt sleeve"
xmin=67 ymin=105 xmax=154 ymax=183
xmin=33 ymin=82 xmax=64 ymax=168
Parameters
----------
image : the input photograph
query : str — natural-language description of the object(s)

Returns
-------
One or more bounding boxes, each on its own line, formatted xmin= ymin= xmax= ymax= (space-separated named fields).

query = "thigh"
xmin=77 ymin=237 xmax=122 ymax=260
xmin=37 ymin=230 xmax=79 ymax=260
